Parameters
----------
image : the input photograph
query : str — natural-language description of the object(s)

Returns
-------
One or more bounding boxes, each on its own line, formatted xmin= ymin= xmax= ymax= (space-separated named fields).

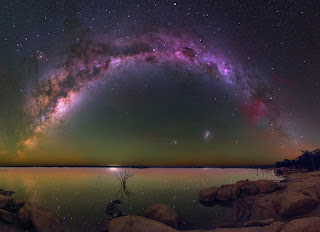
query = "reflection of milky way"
xmin=21 ymin=31 xmax=279 ymax=153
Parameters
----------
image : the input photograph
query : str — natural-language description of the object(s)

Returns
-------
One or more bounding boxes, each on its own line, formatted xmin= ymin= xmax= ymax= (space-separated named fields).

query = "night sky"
xmin=0 ymin=0 xmax=319 ymax=166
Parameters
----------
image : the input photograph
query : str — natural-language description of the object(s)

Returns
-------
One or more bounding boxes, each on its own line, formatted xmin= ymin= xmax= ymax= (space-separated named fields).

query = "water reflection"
xmin=0 ymin=168 xmax=282 ymax=230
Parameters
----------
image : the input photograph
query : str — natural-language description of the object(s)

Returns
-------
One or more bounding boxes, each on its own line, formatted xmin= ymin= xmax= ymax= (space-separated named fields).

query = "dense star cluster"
xmin=0 ymin=0 xmax=319 ymax=165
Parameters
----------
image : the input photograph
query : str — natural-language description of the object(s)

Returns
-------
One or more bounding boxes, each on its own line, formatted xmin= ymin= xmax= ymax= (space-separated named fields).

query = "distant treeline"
xmin=276 ymin=149 xmax=320 ymax=171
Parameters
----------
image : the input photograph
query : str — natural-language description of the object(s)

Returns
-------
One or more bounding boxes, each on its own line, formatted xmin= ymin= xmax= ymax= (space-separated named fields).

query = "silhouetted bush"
xmin=275 ymin=149 xmax=320 ymax=171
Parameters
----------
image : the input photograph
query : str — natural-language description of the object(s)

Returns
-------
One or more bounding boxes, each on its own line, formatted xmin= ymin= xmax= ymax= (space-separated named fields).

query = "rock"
xmin=281 ymin=217 xmax=320 ymax=232
xmin=302 ymin=189 xmax=319 ymax=202
xmin=253 ymin=180 xmax=278 ymax=193
xmin=213 ymin=222 xmax=285 ymax=232
xmin=241 ymin=195 xmax=278 ymax=221
xmin=217 ymin=223 xmax=235 ymax=228
xmin=112 ymin=200 xmax=121 ymax=205
xmin=106 ymin=202 xmax=117 ymax=214
xmin=108 ymin=215 xmax=177 ymax=232
xmin=144 ymin=203 xmax=179 ymax=229
xmin=26 ymin=206 xmax=61 ymax=232
xmin=239 ymin=183 xmax=259 ymax=196
xmin=7 ymin=200 xmax=25 ymax=212
xmin=273 ymin=191 xmax=318 ymax=217
xmin=112 ymin=210 xmax=121 ymax=218
xmin=0 ymin=221 xmax=25 ymax=232
xmin=0 ymin=189 xmax=15 ymax=197
xmin=0 ymin=209 xmax=14 ymax=223
xmin=0 ymin=194 xmax=12 ymax=209
xmin=98 ymin=217 xmax=112 ymax=231
xmin=199 ymin=187 xmax=219 ymax=202
xmin=216 ymin=186 xmax=240 ymax=201
xmin=243 ymin=218 xmax=274 ymax=227
xmin=17 ymin=206 xmax=32 ymax=229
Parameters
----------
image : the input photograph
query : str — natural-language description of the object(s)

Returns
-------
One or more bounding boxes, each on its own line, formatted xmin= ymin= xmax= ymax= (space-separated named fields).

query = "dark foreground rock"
xmin=144 ymin=203 xmax=180 ymax=229
xmin=108 ymin=215 xmax=177 ymax=232
xmin=0 ymin=189 xmax=61 ymax=232
xmin=25 ymin=204 xmax=61 ymax=232
xmin=243 ymin=218 xmax=274 ymax=227
xmin=108 ymin=215 xmax=288 ymax=232
xmin=281 ymin=217 xmax=320 ymax=232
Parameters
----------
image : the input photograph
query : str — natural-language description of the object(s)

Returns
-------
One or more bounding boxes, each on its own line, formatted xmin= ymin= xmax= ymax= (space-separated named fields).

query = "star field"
xmin=0 ymin=0 xmax=319 ymax=165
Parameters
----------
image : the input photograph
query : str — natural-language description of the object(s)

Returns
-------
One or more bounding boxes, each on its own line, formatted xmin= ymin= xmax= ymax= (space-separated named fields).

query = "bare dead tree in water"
xmin=115 ymin=170 xmax=134 ymax=199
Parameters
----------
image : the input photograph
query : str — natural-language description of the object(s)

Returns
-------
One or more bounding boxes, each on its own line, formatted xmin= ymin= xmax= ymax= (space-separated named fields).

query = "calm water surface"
xmin=0 ymin=168 xmax=282 ymax=231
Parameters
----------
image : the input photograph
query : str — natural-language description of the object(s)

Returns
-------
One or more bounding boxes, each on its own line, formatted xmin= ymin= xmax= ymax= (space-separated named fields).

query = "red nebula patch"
xmin=273 ymin=74 xmax=297 ymax=87
xmin=241 ymin=99 xmax=266 ymax=125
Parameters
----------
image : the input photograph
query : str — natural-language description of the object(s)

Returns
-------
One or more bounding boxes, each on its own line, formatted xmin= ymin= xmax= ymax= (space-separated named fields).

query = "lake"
xmin=0 ymin=167 xmax=282 ymax=231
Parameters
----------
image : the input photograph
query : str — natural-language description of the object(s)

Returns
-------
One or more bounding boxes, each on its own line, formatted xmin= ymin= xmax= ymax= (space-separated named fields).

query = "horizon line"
xmin=0 ymin=165 xmax=275 ymax=168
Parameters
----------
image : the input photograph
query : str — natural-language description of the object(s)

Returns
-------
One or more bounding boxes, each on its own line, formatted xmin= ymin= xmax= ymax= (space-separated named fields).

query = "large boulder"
xmin=24 ymin=204 xmax=61 ymax=232
xmin=273 ymin=191 xmax=318 ymax=217
xmin=281 ymin=217 xmax=320 ymax=232
xmin=253 ymin=180 xmax=279 ymax=193
xmin=144 ymin=203 xmax=179 ymax=229
xmin=108 ymin=215 xmax=177 ymax=232
xmin=216 ymin=186 xmax=240 ymax=201
xmin=199 ymin=187 xmax=219 ymax=202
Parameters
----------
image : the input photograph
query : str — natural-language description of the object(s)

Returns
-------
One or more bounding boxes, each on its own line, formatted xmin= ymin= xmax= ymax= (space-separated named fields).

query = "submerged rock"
xmin=144 ymin=203 xmax=179 ymax=229
xmin=106 ymin=202 xmax=117 ymax=214
xmin=112 ymin=199 xmax=121 ymax=205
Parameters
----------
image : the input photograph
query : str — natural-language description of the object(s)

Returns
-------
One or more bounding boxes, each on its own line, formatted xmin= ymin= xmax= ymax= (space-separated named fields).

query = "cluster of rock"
xmin=107 ymin=172 xmax=320 ymax=232
xmin=107 ymin=214 xmax=320 ymax=232
xmin=199 ymin=178 xmax=320 ymax=224
xmin=100 ymin=202 xmax=180 ymax=232
xmin=198 ymin=173 xmax=320 ymax=230
xmin=108 ymin=203 xmax=181 ymax=232
xmin=0 ymin=189 xmax=61 ymax=232
xmin=199 ymin=179 xmax=284 ymax=203
xmin=99 ymin=200 xmax=123 ymax=231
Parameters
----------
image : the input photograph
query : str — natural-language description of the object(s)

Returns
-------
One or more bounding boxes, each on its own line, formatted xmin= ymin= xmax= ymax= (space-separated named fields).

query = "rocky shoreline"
xmin=0 ymin=189 xmax=61 ymax=232
xmin=2 ymin=169 xmax=320 ymax=231
xmin=107 ymin=169 xmax=320 ymax=232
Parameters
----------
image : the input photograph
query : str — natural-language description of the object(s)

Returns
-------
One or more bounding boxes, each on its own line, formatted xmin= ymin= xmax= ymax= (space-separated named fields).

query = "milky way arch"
xmin=20 ymin=31 xmax=279 ymax=154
